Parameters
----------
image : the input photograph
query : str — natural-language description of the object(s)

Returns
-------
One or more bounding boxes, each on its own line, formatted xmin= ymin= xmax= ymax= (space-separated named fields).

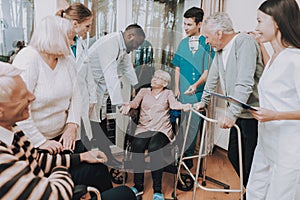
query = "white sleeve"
xmin=94 ymin=38 xmax=124 ymax=105
xmin=13 ymin=48 xmax=47 ymax=147
xmin=85 ymin=59 xmax=98 ymax=104
xmin=65 ymin=58 xmax=81 ymax=126
xmin=118 ymin=53 xmax=138 ymax=86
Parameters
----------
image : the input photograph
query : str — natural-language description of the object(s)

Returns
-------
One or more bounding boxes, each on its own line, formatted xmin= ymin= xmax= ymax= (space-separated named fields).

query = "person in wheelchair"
xmin=120 ymin=69 xmax=191 ymax=200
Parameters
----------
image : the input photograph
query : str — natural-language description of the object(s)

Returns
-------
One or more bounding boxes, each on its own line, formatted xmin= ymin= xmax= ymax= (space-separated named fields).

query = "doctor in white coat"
xmin=83 ymin=24 xmax=145 ymax=163
xmin=87 ymin=24 xmax=145 ymax=123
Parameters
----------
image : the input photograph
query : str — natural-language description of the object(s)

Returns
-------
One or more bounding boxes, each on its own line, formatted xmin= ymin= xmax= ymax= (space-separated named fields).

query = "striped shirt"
xmin=0 ymin=130 xmax=81 ymax=200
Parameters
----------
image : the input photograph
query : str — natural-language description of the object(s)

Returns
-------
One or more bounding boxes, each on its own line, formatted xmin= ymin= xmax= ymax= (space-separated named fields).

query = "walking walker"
xmin=174 ymin=108 xmax=244 ymax=200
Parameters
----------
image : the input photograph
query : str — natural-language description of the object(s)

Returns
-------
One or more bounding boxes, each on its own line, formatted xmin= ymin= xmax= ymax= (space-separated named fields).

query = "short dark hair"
xmin=125 ymin=24 xmax=146 ymax=38
xmin=184 ymin=7 xmax=204 ymax=24
xmin=259 ymin=0 xmax=300 ymax=48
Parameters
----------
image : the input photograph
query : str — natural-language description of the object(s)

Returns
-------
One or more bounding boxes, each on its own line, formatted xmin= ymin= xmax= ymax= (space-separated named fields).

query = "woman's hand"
xmin=249 ymin=107 xmax=278 ymax=122
xmin=39 ymin=140 xmax=63 ymax=154
xmin=193 ymin=102 xmax=206 ymax=111
xmin=174 ymin=87 xmax=180 ymax=99
xmin=88 ymin=103 xmax=95 ymax=118
xmin=182 ymin=103 xmax=191 ymax=112
xmin=120 ymin=103 xmax=131 ymax=115
xmin=59 ymin=123 xmax=77 ymax=151
xmin=80 ymin=150 xmax=108 ymax=163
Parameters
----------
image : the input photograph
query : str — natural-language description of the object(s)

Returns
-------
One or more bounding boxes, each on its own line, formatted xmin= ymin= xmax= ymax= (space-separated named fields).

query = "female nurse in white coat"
xmin=246 ymin=0 xmax=300 ymax=199
xmin=57 ymin=3 xmax=97 ymax=146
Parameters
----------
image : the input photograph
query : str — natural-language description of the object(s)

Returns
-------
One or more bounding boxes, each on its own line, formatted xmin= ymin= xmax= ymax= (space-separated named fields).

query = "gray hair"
xmin=0 ymin=62 xmax=23 ymax=102
xmin=202 ymin=12 xmax=234 ymax=34
xmin=154 ymin=69 xmax=171 ymax=85
xmin=29 ymin=15 xmax=73 ymax=57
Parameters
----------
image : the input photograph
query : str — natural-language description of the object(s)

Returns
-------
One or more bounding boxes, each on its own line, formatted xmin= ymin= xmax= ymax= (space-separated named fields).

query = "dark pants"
xmin=228 ymin=118 xmax=258 ymax=187
xmin=90 ymin=119 xmax=114 ymax=159
xmin=70 ymin=140 xmax=113 ymax=193
xmin=101 ymin=185 xmax=136 ymax=200
xmin=131 ymin=131 xmax=170 ymax=193
xmin=51 ymin=136 xmax=113 ymax=193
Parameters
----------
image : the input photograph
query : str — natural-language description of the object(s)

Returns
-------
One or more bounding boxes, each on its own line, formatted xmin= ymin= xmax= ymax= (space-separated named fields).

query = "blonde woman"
xmin=12 ymin=15 xmax=115 ymax=193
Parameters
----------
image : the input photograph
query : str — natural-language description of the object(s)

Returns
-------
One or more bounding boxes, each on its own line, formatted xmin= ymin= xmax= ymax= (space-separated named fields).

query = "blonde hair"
xmin=0 ymin=62 xmax=22 ymax=102
xmin=29 ymin=16 xmax=72 ymax=56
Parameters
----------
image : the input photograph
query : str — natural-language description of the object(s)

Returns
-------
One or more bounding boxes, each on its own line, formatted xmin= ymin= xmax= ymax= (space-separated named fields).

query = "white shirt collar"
xmin=222 ymin=34 xmax=238 ymax=70
xmin=0 ymin=126 xmax=14 ymax=146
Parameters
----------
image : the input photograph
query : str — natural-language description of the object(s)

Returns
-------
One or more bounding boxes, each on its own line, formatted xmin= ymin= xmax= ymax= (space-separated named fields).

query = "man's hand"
xmin=88 ymin=103 xmax=95 ymax=118
xmin=59 ymin=123 xmax=77 ymax=151
xmin=184 ymin=85 xmax=197 ymax=95
xmin=39 ymin=140 xmax=63 ymax=154
xmin=218 ymin=116 xmax=235 ymax=129
xmin=80 ymin=150 xmax=108 ymax=163
xmin=193 ymin=102 xmax=206 ymax=111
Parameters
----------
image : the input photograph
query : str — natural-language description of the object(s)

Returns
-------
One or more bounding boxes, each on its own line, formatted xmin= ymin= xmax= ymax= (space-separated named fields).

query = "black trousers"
xmin=228 ymin=118 xmax=258 ymax=187
xmin=89 ymin=120 xmax=115 ymax=159
xmin=69 ymin=140 xmax=113 ymax=193
xmin=101 ymin=185 xmax=136 ymax=200
xmin=52 ymin=136 xmax=113 ymax=193
xmin=53 ymin=130 xmax=133 ymax=199
xmin=131 ymin=131 xmax=170 ymax=193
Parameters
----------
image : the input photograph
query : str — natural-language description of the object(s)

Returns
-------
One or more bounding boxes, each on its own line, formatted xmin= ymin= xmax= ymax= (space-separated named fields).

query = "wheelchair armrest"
xmin=72 ymin=185 xmax=101 ymax=200
xmin=87 ymin=186 xmax=101 ymax=200
xmin=72 ymin=185 xmax=87 ymax=200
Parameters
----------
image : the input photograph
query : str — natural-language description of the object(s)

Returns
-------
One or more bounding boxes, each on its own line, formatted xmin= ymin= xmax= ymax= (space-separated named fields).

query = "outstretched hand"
xmin=184 ymin=85 xmax=196 ymax=95
xmin=193 ymin=102 xmax=205 ymax=111
xmin=120 ymin=103 xmax=131 ymax=115
xmin=182 ymin=103 xmax=191 ymax=112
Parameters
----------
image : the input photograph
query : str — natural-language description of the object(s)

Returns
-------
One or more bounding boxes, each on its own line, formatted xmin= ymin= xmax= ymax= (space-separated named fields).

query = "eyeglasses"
xmin=152 ymin=75 xmax=168 ymax=82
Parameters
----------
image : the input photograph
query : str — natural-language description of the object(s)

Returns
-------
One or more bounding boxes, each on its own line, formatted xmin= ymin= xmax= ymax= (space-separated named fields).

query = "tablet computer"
xmin=204 ymin=90 xmax=258 ymax=111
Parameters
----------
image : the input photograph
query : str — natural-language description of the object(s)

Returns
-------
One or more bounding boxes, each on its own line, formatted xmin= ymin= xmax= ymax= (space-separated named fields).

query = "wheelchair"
xmin=109 ymin=108 xmax=195 ymax=198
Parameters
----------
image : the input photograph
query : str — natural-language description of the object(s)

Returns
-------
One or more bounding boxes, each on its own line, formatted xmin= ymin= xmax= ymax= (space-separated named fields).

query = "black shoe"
xmin=184 ymin=159 xmax=193 ymax=169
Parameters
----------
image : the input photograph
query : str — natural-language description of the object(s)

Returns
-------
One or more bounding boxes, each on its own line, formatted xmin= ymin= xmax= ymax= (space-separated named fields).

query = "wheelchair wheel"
xmin=110 ymin=168 xmax=128 ymax=184
xmin=177 ymin=173 xmax=194 ymax=191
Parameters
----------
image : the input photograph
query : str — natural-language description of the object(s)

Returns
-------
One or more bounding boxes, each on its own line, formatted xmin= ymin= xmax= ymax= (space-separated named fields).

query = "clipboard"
xmin=204 ymin=90 xmax=258 ymax=111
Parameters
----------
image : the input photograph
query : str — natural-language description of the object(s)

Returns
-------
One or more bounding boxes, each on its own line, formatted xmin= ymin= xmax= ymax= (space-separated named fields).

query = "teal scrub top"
xmin=172 ymin=35 xmax=215 ymax=103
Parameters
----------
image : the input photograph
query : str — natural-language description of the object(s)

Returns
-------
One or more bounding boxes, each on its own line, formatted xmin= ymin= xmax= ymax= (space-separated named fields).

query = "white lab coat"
xmin=247 ymin=48 xmax=300 ymax=200
xmin=86 ymin=32 xmax=138 ymax=122
xmin=71 ymin=37 xmax=97 ymax=140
